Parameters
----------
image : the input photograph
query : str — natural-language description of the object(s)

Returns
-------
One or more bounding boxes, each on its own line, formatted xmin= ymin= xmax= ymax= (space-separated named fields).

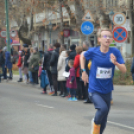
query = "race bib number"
xmin=96 ymin=67 xmax=112 ymax=79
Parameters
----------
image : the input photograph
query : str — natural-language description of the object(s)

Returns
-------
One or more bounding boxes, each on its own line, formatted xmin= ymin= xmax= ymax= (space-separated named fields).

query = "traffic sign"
xmin=0 ymin=30 xmax=17 ymax=38
xmin=81 ymin=21 xmax=94 ymax=35
xmin=113 ymin=27 xmax=127 ymax=43
xmin=113 ymin=12 xmax=126 ymax=26
xmin=5 ymin=38 xmax=13 ymax=44
xmin=0 ymin=30 xmax=6 ymax=38
xmin=10 ymin=30 xmax=17 ymax=38
xmin=82 ymin=10 xmax=94 ymax=22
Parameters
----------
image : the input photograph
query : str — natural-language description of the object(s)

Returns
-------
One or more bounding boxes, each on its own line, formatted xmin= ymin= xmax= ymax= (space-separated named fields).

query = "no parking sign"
xmin=113 ymin=27 xmax=127 ymax=43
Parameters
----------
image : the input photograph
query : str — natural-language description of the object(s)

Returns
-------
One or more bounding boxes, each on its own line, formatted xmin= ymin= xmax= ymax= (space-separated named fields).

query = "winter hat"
xmin=23 ymin=44 xmax=28 ymax=48
xmin=70 ymin=44 xmax=76 ymax=51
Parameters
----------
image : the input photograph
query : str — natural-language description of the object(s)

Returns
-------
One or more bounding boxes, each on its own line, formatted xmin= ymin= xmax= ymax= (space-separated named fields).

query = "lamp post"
xmin=5 ymin=0 xmax=10 ymax=53
xmin=49 ymin=21 xmax=52 ymax=44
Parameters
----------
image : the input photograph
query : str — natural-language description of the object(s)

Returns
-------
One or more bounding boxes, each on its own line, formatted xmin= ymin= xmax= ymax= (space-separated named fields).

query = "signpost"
xmin=10 ymin=30 xmax=17 ymax=38
xmin=82 ymin=10 xmax=94 ymax=22
xmin=0 ymin=30 xmax=6 ymax=38
xmin=5 ymin=38 xmax=13 ymax=44
xmin=113 ymin=26 xmax=127 ymax=43
xmin=113 ymin=12 xmax=126 ymax=26
xmin=81 ymin=21 xmax=94 ymax=41
xmin=81 ymin=21 xmax=94 ymax=35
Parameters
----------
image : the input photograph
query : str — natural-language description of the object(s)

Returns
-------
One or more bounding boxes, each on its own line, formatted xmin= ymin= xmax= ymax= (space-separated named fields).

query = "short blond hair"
xmin=97 ymin=27 xmax=112 ymax=37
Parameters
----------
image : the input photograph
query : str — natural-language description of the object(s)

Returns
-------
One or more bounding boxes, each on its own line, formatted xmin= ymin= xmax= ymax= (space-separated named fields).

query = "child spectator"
xmin=17 ymin=51 xmax=23 ymax=82
xmin=66 ymin=60 xmax=77 ymax=101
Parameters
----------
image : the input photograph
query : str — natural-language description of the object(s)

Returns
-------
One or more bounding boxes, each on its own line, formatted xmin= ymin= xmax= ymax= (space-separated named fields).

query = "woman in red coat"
xmin=74 ymin=46 xmax=83 ymax=100
xmin=17 ymin=51 xmax=23 ymax=82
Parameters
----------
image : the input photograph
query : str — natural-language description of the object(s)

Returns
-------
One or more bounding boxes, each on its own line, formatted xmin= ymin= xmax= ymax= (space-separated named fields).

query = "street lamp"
xmin=109 ymin=11 xmax=114 ymax=30
xmin=49 ymin=21 xmax=52 ymax=44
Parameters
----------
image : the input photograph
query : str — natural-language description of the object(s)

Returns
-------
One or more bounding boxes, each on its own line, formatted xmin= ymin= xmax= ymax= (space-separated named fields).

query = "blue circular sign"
xmin=113 ymin=27 xmax=127 ymax=43
xmin=81 ymin=21 xmax=94 ymax=35
xmin=5 ymin=38 xmax=13 ymax=44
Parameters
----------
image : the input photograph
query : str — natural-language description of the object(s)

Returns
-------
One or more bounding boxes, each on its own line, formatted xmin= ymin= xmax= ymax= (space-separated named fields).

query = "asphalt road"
xmin=0 ymin=81 xmax=134 ymax=134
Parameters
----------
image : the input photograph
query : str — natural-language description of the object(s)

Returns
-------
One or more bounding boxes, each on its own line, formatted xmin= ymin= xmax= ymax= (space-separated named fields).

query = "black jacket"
xmin=131 ymin=57 xmax=134 ymax=73
xmin=24 ymin=49 xmax=30 ymax=67
xmin=43 ymin=50 xmax=53 ymax=70
xmin=50 ymin=48 xmax=59 ymax=74
xmin=65 ymin=50 xmax=76 ymax=72
xmin=69 ymin=50 xmax=76 ymax=60
xmin=0 ymin=51 xmax=5 ymax=66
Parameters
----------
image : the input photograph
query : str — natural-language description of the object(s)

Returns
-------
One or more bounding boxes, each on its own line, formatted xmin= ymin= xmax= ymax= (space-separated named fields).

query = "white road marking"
xmin=36 ymin=103 xmax=54 ymax=109
xmin=108 ymin=121 xmax=134 ymax=130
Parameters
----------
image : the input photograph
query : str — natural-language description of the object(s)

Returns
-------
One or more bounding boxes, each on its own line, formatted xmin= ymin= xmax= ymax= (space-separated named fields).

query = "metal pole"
xmin=5 ymin=0 xmax=10 ymax=53
xmin=50 ymin=30 xmax=51 ymax=44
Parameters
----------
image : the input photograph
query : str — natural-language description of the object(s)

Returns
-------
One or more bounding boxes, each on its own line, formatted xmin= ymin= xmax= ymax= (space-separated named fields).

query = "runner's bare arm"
xmin=110 ymin=53 xmax=127 ymax=73
xmin=80 ymin=52 xmax=89 ymax=85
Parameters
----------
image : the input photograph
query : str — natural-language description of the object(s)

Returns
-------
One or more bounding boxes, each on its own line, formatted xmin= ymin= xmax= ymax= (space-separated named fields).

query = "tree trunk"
xmin=75 ymin=0 xmax=85 ymax=43
xmin=59 ymin=1 xmax=64 ymax=44
xmin=95 ymin=0 xmax=110 ymax=28
xmin=64 ymin=1 xmax=76 ymax=25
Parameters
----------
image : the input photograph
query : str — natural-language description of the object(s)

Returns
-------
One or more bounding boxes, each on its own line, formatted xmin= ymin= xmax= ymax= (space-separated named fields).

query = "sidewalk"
xmin=1 ymin=75 xmax=41 ymax=89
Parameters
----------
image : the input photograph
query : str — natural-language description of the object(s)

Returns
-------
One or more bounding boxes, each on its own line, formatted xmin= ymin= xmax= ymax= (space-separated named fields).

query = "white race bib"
xmin=96 ymin=67 xmax=112 ymax=79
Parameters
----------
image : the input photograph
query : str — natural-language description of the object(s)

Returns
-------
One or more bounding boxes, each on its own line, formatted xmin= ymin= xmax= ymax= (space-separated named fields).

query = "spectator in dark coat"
xmin=50 ymin=43 xmax=61 ymax=96
xmin=69 ymin=44 xmax=76 ymax=60
xmin=42 ymin=45 xmax=54 ymax=94
xmin=3 ymin=46 xmax=13 ymax=79
xmin=0 ymin=46 xmax=6 ymax=79
xmin=65 ymin=44 xmax=76 ymax=72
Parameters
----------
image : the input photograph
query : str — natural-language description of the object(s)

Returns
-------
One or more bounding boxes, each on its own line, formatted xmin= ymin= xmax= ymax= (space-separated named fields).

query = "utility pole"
xmin=5 ymin=0 xmax=10 ymax=52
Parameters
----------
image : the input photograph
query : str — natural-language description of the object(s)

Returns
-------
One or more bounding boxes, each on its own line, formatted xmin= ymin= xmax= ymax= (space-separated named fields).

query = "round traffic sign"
xmin=81 ymin=21 xmax=94 ymax=35
xmin=5 ymin=38 xmax=13 ymax=44
xmin=0 ymin=30 xmax=6 ymax=38
xmin=113 ymin=26 xmax=127 ymax=43
xmin=113 ymin=12 xmax=126 ymax=26
xmin=10 ymin=30 xmax=17 ymax=38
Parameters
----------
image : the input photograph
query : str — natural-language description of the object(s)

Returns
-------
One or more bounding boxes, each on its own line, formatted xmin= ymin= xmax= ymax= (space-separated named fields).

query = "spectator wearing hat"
xmin=50 ymin=43 xmax=61 ymax=96
xmin=43 ymin=45 xmax=54 ymax=94
xmin=65 ymin=44 xmax=76 ymax=72
xmin=69 ymin=44 xmax=76 ymax=60
xmin=23 ymin=44 xmax=30 ymax=83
